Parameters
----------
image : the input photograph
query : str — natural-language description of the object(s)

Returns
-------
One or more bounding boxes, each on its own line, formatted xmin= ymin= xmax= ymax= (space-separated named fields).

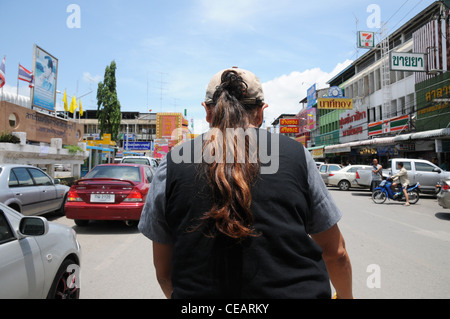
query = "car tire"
xmin=74 ymin=219 xmax=89 ymax=227
xmin=46 ymin=259 xmax=80 ymax=299
xmin=56 ymin=193 xmax=68 ymax=216
xmin=338 ymin=180 xmax=351 ymax=191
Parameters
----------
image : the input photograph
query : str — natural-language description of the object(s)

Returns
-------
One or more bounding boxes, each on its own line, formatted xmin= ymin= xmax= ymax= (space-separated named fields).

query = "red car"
xmin=65 ymin=164 xmax=154 ymax=227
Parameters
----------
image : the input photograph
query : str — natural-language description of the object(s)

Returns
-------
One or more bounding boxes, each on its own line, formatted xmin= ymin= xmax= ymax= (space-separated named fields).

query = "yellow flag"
xmin=63 ymin=90 xmax=68 ymax=112
xmin=79 ymin=99 xmax=83 ymax=117
xmin=69 ymin=95 xmax=78 ymax=113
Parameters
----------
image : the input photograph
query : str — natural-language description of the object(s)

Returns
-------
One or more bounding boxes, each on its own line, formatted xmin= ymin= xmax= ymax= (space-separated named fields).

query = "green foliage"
xmin=97 ymin=61 xmax=122 ymax=142
xmin=0 ymin=132 xmax=20 ymax=144
xmin=63 ymin=145 xmax=83 ymax=154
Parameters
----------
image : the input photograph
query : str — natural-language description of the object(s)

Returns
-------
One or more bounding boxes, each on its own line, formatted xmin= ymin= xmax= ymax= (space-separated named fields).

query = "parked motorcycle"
xmin=372 ymin=179 xmax=420 ymax=205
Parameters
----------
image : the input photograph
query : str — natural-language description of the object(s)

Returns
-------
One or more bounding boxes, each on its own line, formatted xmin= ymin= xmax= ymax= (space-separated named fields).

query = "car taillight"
xmin=123 ymin=189 xmax=143 ymax=202
xmin=443 ymin=183 xmax=450 ymax=191
xmin=67 ymin=190 xmax=83 ymax=202
xmin=356 ymin=171 xmax=360 ymax=179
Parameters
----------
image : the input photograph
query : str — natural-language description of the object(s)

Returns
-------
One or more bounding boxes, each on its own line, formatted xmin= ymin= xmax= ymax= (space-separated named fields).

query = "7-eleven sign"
xmin=358 ymin=31 xmax=375 ymax=49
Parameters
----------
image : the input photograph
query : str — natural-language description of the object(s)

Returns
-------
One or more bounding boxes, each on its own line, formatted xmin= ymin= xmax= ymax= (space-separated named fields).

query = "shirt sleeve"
xmin=303 ymin=148 xmax=343 ymax=235
xmin=138 ymin=156 xmax=173 ymax=245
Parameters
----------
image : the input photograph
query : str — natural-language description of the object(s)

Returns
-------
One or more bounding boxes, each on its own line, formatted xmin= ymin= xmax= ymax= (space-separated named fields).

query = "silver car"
xmin=318 ymin=164 xmax=343 ymax=184
xmin=0 ymin=203 xmax=81 ymax=298
xmin=0 ymin=164 xmax=69 ymax=216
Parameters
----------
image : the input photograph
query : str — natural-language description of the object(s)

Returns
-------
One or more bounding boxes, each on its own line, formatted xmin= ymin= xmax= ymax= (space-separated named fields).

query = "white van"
xmin=120 ymin=156 xmax=159 ymax=169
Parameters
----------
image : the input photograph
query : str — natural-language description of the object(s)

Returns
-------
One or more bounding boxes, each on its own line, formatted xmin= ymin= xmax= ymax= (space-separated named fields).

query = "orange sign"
xmin=280 ymin=118 xmax=299 ymax=126
xmin=156 ymin=113 xmax=183 ymax=140
xmin=280 ymin=127 xmax=300 ymax=134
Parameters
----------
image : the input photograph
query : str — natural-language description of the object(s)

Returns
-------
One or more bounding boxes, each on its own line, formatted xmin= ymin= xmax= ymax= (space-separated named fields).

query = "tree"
xmin=97 ymin=61 xmax=121 ymax=141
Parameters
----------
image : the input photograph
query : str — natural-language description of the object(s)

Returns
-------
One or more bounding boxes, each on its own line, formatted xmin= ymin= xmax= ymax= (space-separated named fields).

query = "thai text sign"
xmin=280 ymin=119 xmax=299 ymax=126
xmin=280 ymin=126 xmax=299 ymax=134
xmin=390 ymin=52 xmax=426 ymax=72
xmin=156 ymin=113 xmax=182 ymax=140
xmin=318 ymin=98 xmax=353 ymax=110
xmin=339 ymin=107 xmax=368 ymax=144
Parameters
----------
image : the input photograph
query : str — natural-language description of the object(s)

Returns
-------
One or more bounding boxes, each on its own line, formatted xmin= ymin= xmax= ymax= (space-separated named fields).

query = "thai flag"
xmin=0 ymin=56 xmax=5 ymax=89
xmin=18 ymin=64 xmax=34 ymax=88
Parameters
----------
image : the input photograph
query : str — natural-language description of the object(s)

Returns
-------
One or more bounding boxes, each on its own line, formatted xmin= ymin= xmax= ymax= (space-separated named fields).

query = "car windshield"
xmin=122 ymin=158 xmax=150 ymax=165
xmin=84 ymin=166 xmax=141 ymax=182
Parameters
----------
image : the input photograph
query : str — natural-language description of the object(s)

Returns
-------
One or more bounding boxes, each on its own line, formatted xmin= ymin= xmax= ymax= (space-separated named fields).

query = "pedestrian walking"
xmin=139 ymin=67 xmax=353 ymax=299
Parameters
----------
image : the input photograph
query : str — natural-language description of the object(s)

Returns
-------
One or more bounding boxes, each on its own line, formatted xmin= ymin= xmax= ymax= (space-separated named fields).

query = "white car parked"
xmin=0 ymin=203 xmax=81 ymax=299
xmin=327 ymin=165 xmax=373 ymax=191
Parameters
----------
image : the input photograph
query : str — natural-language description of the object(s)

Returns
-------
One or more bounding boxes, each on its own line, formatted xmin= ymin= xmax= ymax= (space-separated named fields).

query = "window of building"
xmin=399 ymin=96 xmax=406 ymax=115
xmin=391 ymin=99 xmax=398 ymax=118
xmin=390 ymin=71 xmax=397 ymax=84
xmin=369 ymin=72 xmax=375 ymax=94
xmin=8 ymin=113 xmax=18 ymax=128
xmin=375 ymin=68 xmax=381 ymax=91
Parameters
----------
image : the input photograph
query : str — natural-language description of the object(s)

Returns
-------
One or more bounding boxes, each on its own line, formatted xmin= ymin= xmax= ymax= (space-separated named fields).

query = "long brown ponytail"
xmin=200 ymin=70 xmax=262 ymax=241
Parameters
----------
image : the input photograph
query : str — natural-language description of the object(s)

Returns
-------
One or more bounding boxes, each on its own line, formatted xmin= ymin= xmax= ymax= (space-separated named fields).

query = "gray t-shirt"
xmin=372 ymin=164 xmax=382 ymax=181
xmin=138 ymin=147 xmax=342 ymax=245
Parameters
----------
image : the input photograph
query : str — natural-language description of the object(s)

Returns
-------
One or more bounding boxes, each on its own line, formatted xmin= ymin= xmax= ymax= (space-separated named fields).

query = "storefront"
xmin=394 ymin=128 xmax=450 ymax=167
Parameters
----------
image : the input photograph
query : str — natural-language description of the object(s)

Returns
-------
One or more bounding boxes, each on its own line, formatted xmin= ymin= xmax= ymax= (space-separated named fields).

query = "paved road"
xmin=329 ymin=188 xmax=450 ymax=299
xmin=47 ymin=187 xmax=450 ymax=299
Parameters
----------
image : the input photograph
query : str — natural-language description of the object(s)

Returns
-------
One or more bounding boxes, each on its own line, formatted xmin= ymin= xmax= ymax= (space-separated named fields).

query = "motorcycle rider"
xmin=390 ymin=162 xmax=410 ymax=206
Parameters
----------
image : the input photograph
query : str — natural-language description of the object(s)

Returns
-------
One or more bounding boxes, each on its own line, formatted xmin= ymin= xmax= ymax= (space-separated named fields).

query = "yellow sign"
xmin=318 ymin=98 xmax=353 ymax=110
xmin=311 ymin=148 xmax=324 ymax=159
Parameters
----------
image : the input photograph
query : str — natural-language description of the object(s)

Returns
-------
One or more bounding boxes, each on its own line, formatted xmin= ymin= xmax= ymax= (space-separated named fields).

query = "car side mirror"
xmin=18 ymin=217 xmax=49 ymax=238
xmin=433 ymin=168 xmax=442 ymax=173
xmin=54 ymin=178 xmax=61 ymax=184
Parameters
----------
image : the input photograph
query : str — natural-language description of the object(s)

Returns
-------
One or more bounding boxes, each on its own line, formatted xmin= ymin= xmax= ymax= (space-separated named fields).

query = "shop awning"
xmin=324 ymin=137 xmax=396 ymax=152
xmin=87 ymin=145 xmax=115 ymax=152
xmin=394 ymin=128 xmax=450 ymax=142
xmin=307 ymin=145 xmax=326 ymax=151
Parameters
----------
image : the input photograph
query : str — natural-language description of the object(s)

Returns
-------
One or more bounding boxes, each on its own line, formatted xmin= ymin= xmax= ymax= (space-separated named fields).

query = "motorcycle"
xmin=372 ymin=179 xmax=421 ymax=205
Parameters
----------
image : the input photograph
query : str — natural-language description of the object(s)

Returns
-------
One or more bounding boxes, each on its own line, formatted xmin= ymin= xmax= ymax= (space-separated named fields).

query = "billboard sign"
xmin=307 ymin=107 xmax=316 ymax=130
xmin=153 ymin=139 xmax=169 ymax=159
xmin=31 ymin=45 xmax=58 ymax=111
xmin=390 ymin=52 xmax=426 ymax=72
xmin=307 ymin=84 xmax=317 ymax=109
xmin=156 ymin=113 xmax=183 ymax=140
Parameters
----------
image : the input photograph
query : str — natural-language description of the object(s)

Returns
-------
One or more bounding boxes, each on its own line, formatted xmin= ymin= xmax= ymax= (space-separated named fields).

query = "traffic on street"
xmin=12 ymin=182 xmax=448 ymax=299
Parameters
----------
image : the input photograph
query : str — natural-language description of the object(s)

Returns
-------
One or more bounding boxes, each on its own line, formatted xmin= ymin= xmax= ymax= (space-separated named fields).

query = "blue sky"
xmin=1 ymin=0 xmax=435 ymax=133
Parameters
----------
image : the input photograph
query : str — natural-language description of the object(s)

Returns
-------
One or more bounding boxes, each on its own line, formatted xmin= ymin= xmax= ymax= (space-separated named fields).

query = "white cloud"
xmin=83 ymin=72 xmax=102 ymax=83
xmin=262 ymin=59 xmax=353 ymax=124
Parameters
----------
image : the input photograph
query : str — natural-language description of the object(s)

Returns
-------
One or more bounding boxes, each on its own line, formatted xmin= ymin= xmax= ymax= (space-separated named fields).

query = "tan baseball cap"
xmin=204 ymin=67 xmax=265 ymax=105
